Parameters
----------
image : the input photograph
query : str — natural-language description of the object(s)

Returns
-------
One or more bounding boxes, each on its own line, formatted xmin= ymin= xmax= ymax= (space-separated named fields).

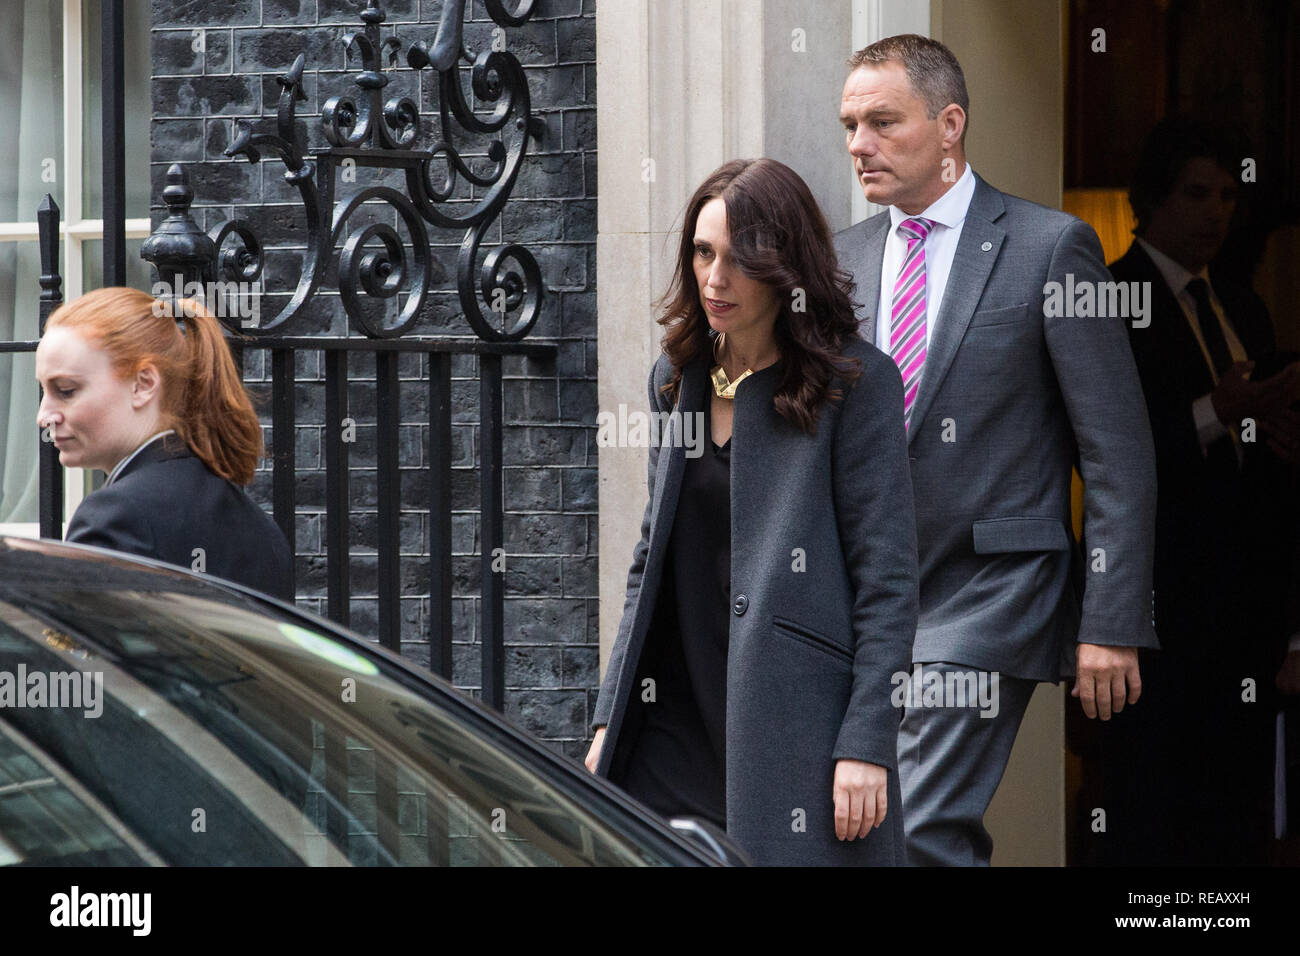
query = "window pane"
xmin=0 ymin=241 xmax=43 ymax=525
xmin=82 ymin=238 xmax=156 ymax=295
xmin=0 ymin=1 xmax=65 ymax=217
xmin=0 ymin=727 xmax=145 ymax=865
xmin=82 ymin=0 xmax=151 ymax=220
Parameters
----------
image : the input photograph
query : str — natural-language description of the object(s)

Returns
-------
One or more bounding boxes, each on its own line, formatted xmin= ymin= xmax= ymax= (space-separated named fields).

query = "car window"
xmin=0 ymin=723 xmax=150 ymax=865
xmin=0 ymin=590 xmax=677 ymax=866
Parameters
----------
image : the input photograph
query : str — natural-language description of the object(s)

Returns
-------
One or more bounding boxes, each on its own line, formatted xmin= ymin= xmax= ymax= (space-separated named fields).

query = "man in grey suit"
xmin=833 ymin=34 xmax=1158 ymax=865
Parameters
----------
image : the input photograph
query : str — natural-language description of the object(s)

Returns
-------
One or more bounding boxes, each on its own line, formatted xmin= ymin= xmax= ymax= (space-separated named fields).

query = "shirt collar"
xmin=1136 ymin=237 xmax=1212 ymax=298
xmin=888 ymin=161 xmax=976 ymax=234
xmin=106 ymin=430 xmax=177 ymax=486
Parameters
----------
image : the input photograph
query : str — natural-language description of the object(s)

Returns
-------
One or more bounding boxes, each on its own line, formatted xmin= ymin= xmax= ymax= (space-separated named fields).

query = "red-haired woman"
xmin=35 ymin=287 xmax=292 ymax=601
xmin=585 ymin=159 xmax=919 ymax=865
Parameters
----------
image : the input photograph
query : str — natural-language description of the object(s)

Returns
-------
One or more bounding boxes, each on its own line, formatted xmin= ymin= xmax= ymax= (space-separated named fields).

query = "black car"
xmin=0 ymin=536 xmax=747 ymax=866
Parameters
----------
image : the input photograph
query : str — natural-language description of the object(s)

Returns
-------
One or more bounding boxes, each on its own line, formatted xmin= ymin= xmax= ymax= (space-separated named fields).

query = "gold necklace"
xmin=710 ymin=363 xmax=753 ymax=399
xmin=710 ymin=330 xmax=754 ymax=399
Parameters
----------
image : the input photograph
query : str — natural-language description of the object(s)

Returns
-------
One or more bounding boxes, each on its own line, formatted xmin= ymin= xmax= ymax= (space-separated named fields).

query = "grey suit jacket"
xmin=833 ymin=173 xmax=1158 ymax=680
xmin=592 ymin=337 xmax=919 ymax=864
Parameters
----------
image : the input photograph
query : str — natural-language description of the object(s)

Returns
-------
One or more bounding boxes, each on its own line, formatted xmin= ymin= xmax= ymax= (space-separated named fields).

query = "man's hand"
xmin=832 ymin=759 xmax=887 ymax=840
xmin=1212 ymin=360 xmax=1299 ymax=428
xmin=1072 ymin=643 xmax=1142 ymax=719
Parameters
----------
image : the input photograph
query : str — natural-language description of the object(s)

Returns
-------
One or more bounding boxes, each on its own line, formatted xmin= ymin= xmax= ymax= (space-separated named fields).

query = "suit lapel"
xmin=651 ymin=354 xmax=706 ymax=542
xmin=846 ymin=214 xmax=891 ymax=345
xmin=906 ymin=175 xmax=1006 ymax=444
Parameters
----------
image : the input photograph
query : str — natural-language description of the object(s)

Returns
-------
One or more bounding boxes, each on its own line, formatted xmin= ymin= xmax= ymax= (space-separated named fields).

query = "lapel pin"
xmin=981 ymin=241 xmax=992 ymax=251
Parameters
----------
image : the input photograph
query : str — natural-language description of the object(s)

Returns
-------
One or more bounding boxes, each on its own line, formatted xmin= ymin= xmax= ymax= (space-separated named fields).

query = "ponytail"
xmin=171 ymin=298 xmax=264 ymax=486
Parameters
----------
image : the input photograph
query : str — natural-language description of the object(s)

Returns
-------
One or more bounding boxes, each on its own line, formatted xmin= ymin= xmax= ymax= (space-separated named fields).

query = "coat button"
xmin=732 ymin=594 xmax=748 ymax=615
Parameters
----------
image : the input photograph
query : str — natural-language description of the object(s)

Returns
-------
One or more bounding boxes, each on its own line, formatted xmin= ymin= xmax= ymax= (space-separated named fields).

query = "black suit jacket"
xmin=1111 ymin=241 xmax=1297 ymax=666
xmin=63 ymin=433 xmax=293 ymax=601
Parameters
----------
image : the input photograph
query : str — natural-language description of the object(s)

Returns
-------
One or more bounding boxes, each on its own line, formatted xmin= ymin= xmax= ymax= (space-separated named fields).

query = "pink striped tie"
xmin=890 ymin=217 xmax=933 ymax=430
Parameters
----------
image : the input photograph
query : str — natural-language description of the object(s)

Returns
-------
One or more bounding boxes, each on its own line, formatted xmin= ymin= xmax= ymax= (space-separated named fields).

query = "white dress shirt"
xmin=874 ymin=162 xmax=977 ymax=356
xmin=105 ymin=430 xmax=177 ymax=486
xmin=1137 ymin=237 xmax=1248 ymax=456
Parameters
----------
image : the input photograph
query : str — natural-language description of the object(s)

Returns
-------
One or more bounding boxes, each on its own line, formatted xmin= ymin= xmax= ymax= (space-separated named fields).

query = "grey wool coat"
xmin=591 ymin=336 xmax=920 ymax=866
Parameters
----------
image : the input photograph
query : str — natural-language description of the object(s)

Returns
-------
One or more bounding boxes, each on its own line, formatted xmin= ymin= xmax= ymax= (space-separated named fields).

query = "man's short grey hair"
xmin=847 ymin=34 xmax=970 ymax=138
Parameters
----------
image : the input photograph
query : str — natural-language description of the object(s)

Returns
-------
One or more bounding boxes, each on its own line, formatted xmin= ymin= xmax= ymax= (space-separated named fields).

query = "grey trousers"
xmin=896 ymin=661 xmax=1038 ymax=866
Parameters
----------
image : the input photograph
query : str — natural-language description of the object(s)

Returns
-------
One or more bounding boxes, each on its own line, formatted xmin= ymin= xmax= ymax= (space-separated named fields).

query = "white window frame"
xmin=849 ymin=0 xmax=933 ymax=225
xmin=0 ymin=0 xmax=151 ymax=538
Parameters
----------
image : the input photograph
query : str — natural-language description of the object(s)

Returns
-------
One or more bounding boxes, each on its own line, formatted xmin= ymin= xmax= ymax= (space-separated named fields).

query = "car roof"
xmin=0 ymin=535 xmax=721 ymax=864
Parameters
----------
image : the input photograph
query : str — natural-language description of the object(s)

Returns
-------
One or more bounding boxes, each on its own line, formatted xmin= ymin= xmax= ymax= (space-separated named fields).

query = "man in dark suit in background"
xmin=834 ymin=35 xmax=1158 ymax=866
xmin=1103 ymin=117 xmax=1300 ymax=864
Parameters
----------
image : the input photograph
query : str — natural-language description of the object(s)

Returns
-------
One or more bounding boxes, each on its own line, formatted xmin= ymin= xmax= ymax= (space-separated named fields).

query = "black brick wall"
xmin=149 ymin=0 xmax=598 ymax=760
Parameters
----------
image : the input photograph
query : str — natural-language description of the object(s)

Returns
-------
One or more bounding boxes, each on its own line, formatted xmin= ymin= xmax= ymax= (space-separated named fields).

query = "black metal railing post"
xmin=37 ymin=195 xmax=64 ymax=540
xmin=324 ymin=350 xmax=351 ymax=627
xmin=479 ymin=354 xmax=504 ymax=710
xmin=428 ymin=353 xmax=453 ymax=680
xmin=271 ymin=348 xmax=297 ymax=590
xmin=102 ymin=0 xmax=126 ymax=287
xmin=375 ymin=350 xmax=401 ymax=651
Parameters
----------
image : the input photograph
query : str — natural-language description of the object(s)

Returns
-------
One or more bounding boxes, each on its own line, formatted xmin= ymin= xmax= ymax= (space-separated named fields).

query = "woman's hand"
xmin=584 ymin=727 xmax=607 ymax=773
xmin=833 ymin=759 xmax=888 ymax=840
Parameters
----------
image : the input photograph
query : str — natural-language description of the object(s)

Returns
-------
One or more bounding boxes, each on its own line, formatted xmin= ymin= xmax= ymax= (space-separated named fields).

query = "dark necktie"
xmin=1184 ymin=278 xmax=1233 ymax=378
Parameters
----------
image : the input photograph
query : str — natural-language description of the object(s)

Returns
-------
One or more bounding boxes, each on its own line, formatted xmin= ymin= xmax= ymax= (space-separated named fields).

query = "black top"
xmin=619 ymin=407 xmax=731 ymax=827
xmin=63 ymin=433 xmax=294 ymax=602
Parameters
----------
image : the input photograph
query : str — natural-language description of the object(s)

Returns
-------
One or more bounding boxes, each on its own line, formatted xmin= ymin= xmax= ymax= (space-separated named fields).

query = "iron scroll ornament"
xmin=156 ymin=0 xmax=545 ymax=341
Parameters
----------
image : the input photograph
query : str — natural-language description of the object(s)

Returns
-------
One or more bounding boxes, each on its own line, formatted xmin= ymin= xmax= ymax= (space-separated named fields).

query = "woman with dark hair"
xmin=585 ymin=159 xmax=919 ymax=865
xmin=35 ymin=287 xmax=293 ymax=601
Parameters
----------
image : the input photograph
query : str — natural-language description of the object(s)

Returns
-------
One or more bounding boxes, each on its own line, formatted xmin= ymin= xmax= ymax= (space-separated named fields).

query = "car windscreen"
xmin=0 ymin=586 xmax=674 ymax=866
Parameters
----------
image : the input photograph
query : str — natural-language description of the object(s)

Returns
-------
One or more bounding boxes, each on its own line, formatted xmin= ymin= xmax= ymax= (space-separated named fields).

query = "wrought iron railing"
xmin=24 ymin=0 xmax=555 ymax=712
